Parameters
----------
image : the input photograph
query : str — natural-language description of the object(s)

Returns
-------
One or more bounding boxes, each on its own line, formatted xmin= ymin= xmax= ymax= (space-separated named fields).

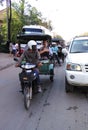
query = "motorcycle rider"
xmin=15 ymin=40 xmax=42 ymax=93
xmin=51 ymin=42 xmax=61 ymax=66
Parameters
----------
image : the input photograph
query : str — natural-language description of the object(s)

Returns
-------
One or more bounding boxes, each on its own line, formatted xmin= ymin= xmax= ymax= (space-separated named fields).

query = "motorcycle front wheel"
xmin=24 ymin=86 xmax=31 ymax=110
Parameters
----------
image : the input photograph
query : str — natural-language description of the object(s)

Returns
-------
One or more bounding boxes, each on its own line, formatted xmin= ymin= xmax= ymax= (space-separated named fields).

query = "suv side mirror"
xmin=62 ymin=48 xmax=68 ymax=57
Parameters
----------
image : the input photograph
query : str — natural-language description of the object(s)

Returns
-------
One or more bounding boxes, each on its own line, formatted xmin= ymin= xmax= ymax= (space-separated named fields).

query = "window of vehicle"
xmin=70 ymin=39 xmax=88 ymax=53
xmin=22 ymin=28 xmax=44 ymax=34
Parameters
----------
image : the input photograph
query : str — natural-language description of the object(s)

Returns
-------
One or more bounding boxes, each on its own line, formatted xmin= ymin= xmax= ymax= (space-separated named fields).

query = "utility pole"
xmin=6 ymin=0 xmax=11 ymax=42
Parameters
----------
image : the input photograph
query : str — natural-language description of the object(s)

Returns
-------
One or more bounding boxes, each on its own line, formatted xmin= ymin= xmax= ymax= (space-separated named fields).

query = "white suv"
xmin=65 ymin=36 xmax=88 ymax=92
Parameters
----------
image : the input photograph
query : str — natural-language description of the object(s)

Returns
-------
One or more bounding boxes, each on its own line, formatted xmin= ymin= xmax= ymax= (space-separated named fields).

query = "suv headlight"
xmin=66 ymin=63 xmax=82 ymax=71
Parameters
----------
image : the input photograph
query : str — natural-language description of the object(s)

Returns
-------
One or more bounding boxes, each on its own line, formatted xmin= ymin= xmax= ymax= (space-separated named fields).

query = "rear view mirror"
xmin=62 ymin=48 xmax=68 ymax=57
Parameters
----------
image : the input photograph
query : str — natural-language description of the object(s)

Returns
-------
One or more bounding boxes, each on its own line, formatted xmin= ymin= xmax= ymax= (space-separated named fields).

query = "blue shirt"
xmin=51 ymin=46 xmax=58 ymax=55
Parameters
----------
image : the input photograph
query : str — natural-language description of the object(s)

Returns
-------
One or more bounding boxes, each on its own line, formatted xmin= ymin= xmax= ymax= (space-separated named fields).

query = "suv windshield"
xmin=70 ymin=39 xmax=88 ymax=53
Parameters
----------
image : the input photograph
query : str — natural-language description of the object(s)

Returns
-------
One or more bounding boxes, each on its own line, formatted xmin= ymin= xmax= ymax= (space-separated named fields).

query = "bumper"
xmin=66 ymin=70 xmax=88 ymax=86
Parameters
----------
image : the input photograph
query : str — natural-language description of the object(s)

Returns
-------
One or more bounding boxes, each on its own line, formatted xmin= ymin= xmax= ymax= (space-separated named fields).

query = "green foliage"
xmin=1 ymin=19 xmax=7 ymax=41
xmin=0 ymin=34 xmax=3 ymax=44
xmin=79 ymin=32 xmax=88 ymax=37
xmin=10 ymin=9 xmax=24 ymax=41
xmin=0 ymin=0 xmax=4 ymax=5
xmin=28 ymin=7 xmax=42 ymax=25
xmin=54 ymin=34 xmax=64 ymax=40
xmin=1 ymin=0 xmax=53 ymax=43
xmin=0 ymin=44 xmax=9 ymax=53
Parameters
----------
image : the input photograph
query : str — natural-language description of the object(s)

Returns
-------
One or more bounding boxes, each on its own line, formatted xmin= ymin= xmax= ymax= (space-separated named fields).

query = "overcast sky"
xmin=29 ymin=0 xmax=88 ymax=41
xmin=1 ymin=0 xmax=88 ymax=41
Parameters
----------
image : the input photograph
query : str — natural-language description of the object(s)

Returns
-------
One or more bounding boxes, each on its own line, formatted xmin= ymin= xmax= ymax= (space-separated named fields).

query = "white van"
xmin=21 ymin=25 xmax=52 ymax=50
xmin=22 ymin=25 xmax=52 ymax=36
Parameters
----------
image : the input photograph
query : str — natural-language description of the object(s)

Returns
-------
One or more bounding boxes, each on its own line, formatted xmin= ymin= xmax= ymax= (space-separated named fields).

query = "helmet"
xmin=52 ymin=42 xmax=56 ymax=45
xmin=27 ymin=40 xmax=37 ymax=50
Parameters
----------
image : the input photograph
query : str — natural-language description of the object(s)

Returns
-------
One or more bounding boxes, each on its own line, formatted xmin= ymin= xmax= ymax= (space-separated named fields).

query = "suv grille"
xmin=85 ymin=64 xmax=88 ymax=72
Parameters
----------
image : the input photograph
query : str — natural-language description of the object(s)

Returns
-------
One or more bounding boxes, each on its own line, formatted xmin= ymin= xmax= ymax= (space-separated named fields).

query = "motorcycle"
xmin=14 ymin=58 xmax=37 ymax=110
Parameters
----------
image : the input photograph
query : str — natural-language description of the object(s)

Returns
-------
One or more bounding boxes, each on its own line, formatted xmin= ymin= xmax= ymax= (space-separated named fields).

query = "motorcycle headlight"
xmin=23 ymin=77 xmax=28 ymax=80
xmin=26 ymin=70 xmax=32 ymax=73
xmin=66 ymin=63 xmax=82 ymax=71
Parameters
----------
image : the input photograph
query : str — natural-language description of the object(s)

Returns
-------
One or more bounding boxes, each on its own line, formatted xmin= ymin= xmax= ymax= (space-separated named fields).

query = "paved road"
xmin=1 ymin=53 xmax=88 ymax=130
xmin=0 ymin=63 xmax=88 ymax=130
xmin=0 ymin=53 xmax=15 ymax=70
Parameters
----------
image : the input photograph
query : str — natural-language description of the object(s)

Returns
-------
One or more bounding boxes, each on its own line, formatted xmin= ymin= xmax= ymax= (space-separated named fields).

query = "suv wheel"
xmin=65 ymin=78 xmax=74 ymax=93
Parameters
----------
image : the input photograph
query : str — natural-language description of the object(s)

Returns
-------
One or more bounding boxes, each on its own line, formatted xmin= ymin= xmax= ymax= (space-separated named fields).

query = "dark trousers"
xmin=53 ymin=53 xmax=61 ymax=65
xmin=32 ymin=69 xmax=41 ymax=86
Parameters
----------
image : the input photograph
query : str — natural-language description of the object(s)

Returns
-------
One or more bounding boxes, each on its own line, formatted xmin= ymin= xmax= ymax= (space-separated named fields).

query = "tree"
xmin=0 ymin=0 xmax=12 ymax=42
xmin=28 ymin=7 xmax=42 ymax=25
xmin=0 ymin=0 xmax=4 ymax=5
xmin=79 ymin=32 xmax=88 ymax=37
xmin=0 ymin=0 xmax=53 ymax=42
